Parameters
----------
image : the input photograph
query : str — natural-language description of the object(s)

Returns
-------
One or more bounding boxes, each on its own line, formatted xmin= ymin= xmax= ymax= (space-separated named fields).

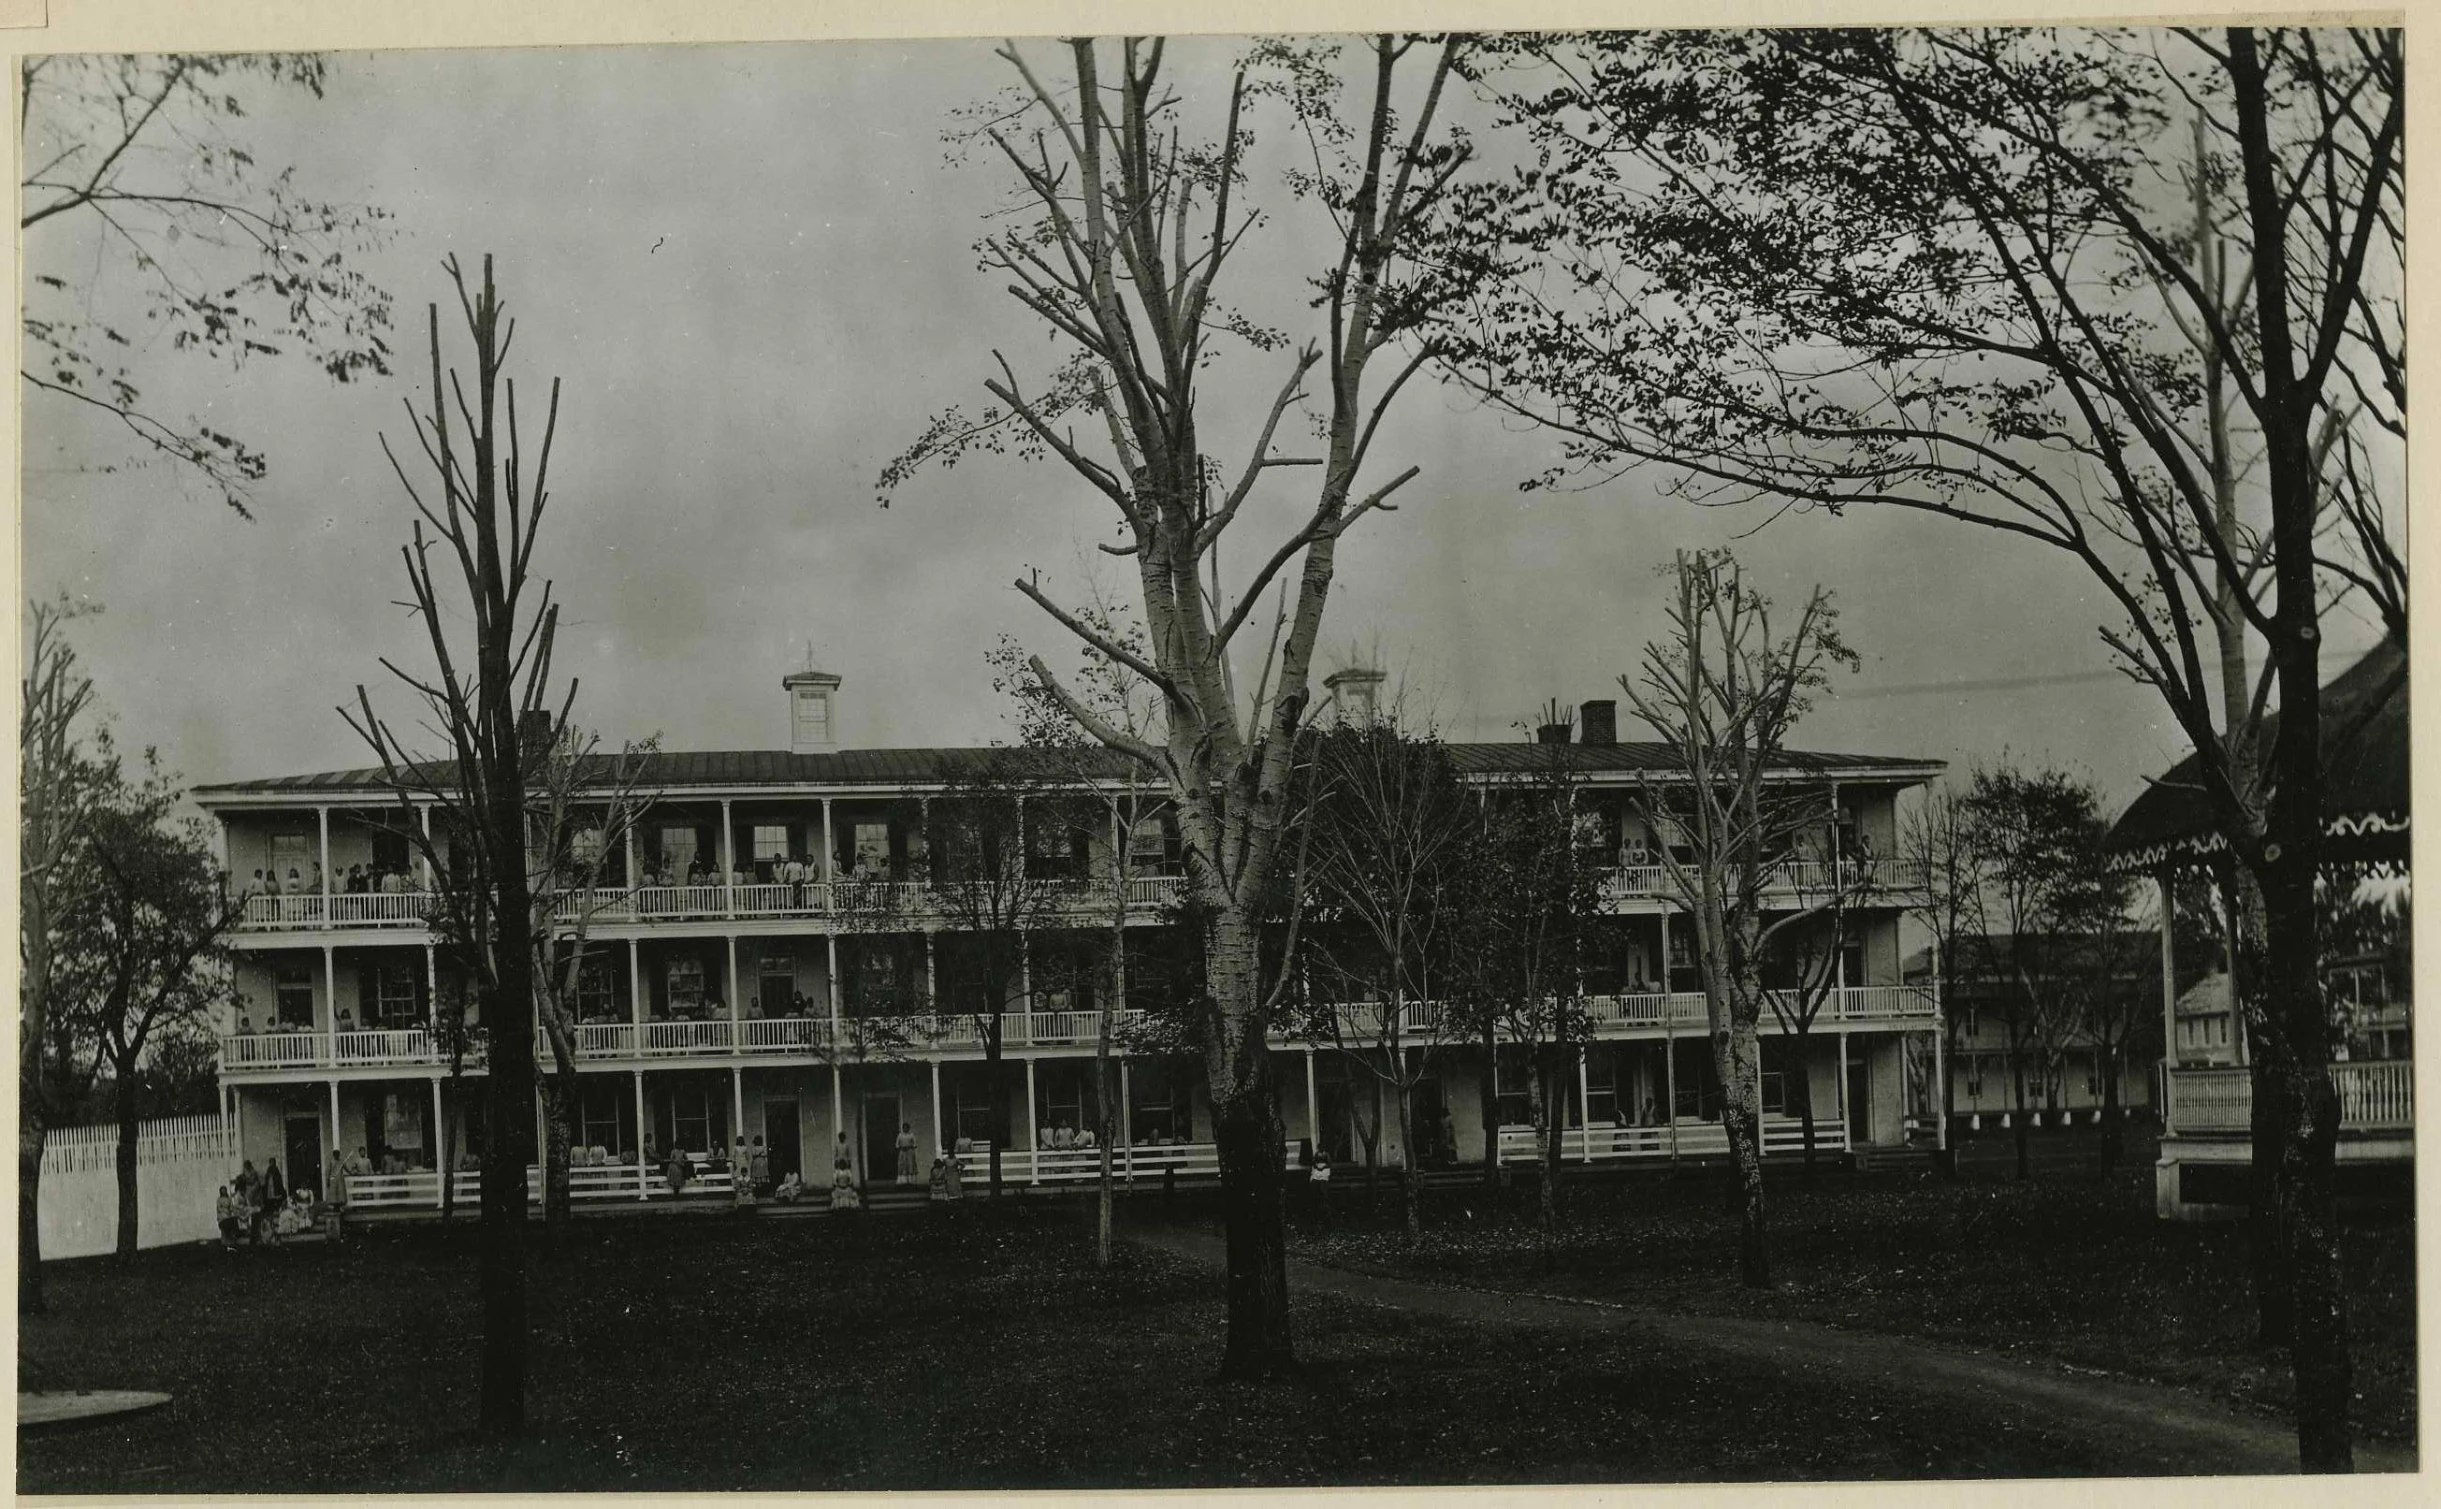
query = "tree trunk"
xmin=1715 ymin=1013 xmax=1768 ymax=1289
xmin=2229 ymin=865 xmax=2294 ymax=1348
xmin=2265 ymin=855 xmax=2350 ymax=1469
xmin=1793 ymin=1028 xmax=1817 ymax=1183
xmin=19 ymin=1121 xmax=47 ymax=1314
xmin=476 ymin=979 xmax=533 ymax=1437
xmin=985 ymin=1014 xmax=1006 ymax=1199
xmin=1202 ymin=908 xmax=1292 ymax=1379
xmin=2096 ymin=1047 xmax=2124 ymax=1175
xmin=1478 ymin=1026 xmax=1501 ymax=1189
xmin=439 ymin=1071 xmax=460 ymax=1223
xmin=540 ymin=1074 xmax=573 ymax=1251
xmin=2010 ymin=1047 xmax=2031 ymax=1182
xmin=114 ymin=1067 xmax=142 ymax=1257
xmin=1395 ymin=1074 xmax=1419 ymax=1243
xmin=1363 ymin=1074 xmax=1382 ymax=1208
xmin=1095 ymin=1026 xmax=1116 ymax=1269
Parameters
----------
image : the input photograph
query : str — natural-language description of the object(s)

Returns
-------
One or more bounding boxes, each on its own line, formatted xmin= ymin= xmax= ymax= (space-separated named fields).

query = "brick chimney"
xmin=1535 ymin=721 xmax=1572 ymax=745
xmin=1580 ymin=699 xmax=1617 ymax=746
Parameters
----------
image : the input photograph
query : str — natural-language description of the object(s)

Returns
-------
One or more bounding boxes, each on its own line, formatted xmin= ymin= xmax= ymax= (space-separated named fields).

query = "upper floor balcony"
xmin=232 ymin=874 xmax=1193 ymax=935
xmin=217 ymin=983 xmax=1941 ymax=1077
xmin=1599 ymin=857 xmax=1928 ymax=905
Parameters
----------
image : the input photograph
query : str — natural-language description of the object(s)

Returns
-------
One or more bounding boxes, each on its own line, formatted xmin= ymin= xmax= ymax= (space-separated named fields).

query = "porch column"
xmin=630 ymin=937 xmax=645 ymax=1029
xmin=1304 ymin=1049 xmax=1319 ymax=1149
xmin=1933 ymin=929 xmax=1950 ymax=1152
xmin=317 ymin=805 xmax=332 ymax=905
xmin=1837 ymin=1031 xmax=1850 ymax=1150
xmin=632 ymin=1070 xmax=649 ymax=1199
xmin=623 ymin=821 xmax=637 ymax=893
xmin=1024 ymin=1057 xmax=1040 ymax=1184
xmin=719 ymin=798 xmax=736 ymax=917
xmin=328 ymin=1079 xmax=341 ymax=1192
xmin=1658 ymin=908 xmax=1671 ymax=993
xmin=430 ymin=1076 xmax=444 ymax=1189
xmin=1664 ymin=1022 xmax=1679 ymax=1159
xmin=420 ymin=803 xmax=435 ymax=890
xmin=223 ymin=1082 xmax=238 ymax=1179
xmin=1120 ymin=1058 xmax=1134 ymax=1178
xmin=323 ymin=945 xmax=338 ymax=1064
xmin=820 ymin=798 xmax=836 ymax=883
xmin=826 ymin=935 xmax=843 ymax=1032
xmin=2158 ymin=870 xmax=2179 ymax=1106
xmin=1577 ymin=1052 xmax=1592 ymax=1162
xmin=727 ymin=934 xmax=742 ymax=1034
xmin=1019 ymin=934 xmax=1033 ymax=1018
xmin=731 ymin=1064 xmax=745 ymax=1166
xmin=930 ymin=1057 xmax=943 ymax=1158
xmin=830 ymin=1065 xmax=844 ymax=1171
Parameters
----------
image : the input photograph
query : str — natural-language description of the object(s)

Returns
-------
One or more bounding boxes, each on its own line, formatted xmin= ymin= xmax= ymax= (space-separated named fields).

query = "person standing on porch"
xmin=895 ymin=1121 xmax=918 ymax=1183
xmin=731 ymin=1137 xmax=756 ymax=1207
xmin=749 ymin=1137 xmax=770 ymax=1193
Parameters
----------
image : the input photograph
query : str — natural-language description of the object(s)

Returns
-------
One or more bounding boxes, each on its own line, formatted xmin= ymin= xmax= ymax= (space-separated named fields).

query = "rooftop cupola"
xmin=1323 ymin=664 xmax=1388 ymax=728
xmin=784 ymin=651 xmax=842 ymax=754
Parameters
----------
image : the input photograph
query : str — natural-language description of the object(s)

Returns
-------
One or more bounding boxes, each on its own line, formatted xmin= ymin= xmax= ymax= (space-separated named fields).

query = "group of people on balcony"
xmin=239 ymin=860 xmax=420 ymax=899
xmin=338 ymin=862 xmax=418 ymax=895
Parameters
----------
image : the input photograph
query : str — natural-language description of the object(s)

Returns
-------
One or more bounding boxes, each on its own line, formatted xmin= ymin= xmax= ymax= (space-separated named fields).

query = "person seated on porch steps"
xmin=829 ymin=1159 xmax=862 ymax=1211
xmin=773 ymin=1170 xmax=804 ymax=1203
xmin=1077 ymin=1126 xmax=1096 ymax=1150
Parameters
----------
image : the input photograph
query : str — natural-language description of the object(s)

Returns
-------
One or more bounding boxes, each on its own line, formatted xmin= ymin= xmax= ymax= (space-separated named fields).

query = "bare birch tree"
xmin=528 ymin=725 xmax=659 ymax=1247
xmin=19 ymin=599 xmax=109 ymax=1312
xmin=340 ymin=253 xmax=565 ymax=1436
xmin=883 ymin=35 xmax=1483 ymax=1375
xmin=1616 ymin=550 xmax=1859 ymax=1288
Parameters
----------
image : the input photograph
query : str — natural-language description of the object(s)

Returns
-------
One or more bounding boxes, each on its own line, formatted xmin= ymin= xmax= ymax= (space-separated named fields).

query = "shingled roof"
xmin=2103 ymin=641 xmax=2409 ymax=870
xmin=191 ymin=739 xmax=1941 ymax=800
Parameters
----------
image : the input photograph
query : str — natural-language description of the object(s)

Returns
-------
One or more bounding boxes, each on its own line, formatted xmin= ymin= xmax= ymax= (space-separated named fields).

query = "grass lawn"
xmin=1289 ymin=1156 xmax=2418 ymax=1444
xmin=23 ymin=1196 xmax=2216 ymax=1492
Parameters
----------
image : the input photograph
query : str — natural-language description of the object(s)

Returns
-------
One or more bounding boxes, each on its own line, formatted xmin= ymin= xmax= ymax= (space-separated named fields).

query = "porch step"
xmin=861 ymin=1186 xmax=932 ymax=1212
xmin=1851 ymin=1144 xmax=1935 ymax=1173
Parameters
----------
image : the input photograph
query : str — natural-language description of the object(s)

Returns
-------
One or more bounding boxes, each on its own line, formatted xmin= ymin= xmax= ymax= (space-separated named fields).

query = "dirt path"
xmin=1130 ymin=1222 xmax=2416 ymax=1478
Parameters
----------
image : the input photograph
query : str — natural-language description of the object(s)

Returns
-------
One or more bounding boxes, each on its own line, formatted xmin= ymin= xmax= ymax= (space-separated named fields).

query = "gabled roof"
xmin=191 ymin=739 xmax=1942 ymax=802
xmin=2102 ymin=642 xmax=2409 ymax=870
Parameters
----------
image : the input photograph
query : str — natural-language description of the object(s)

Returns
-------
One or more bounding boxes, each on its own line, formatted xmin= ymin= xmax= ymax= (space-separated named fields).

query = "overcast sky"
xmin=25 ymin=36 xmax=2364 ymax=812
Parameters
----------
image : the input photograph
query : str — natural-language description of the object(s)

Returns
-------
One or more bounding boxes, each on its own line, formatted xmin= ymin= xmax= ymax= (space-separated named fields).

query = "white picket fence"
xmin=37 ymin=1115 xmax=234 ymax=1259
